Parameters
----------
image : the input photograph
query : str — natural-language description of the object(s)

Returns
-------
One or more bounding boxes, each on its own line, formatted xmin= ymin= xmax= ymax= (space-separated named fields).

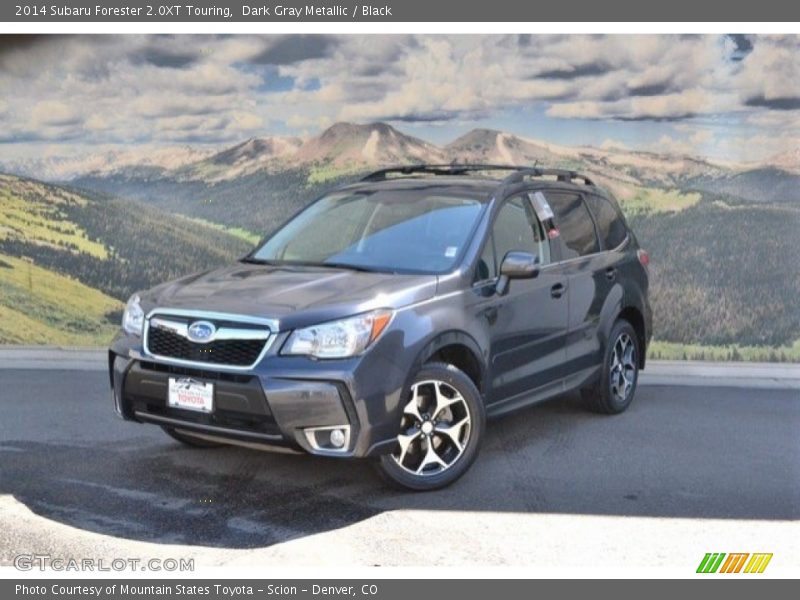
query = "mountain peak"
xmin=446 ymin=129 xmax=558 ymax=166
xmin=765 ymin=147 xmax=800 ymax=173
xmin=469 ymin=127 xmax=504 ymax=137
xmin=300 ymin=121 xmax=443 ymax=166
xmin=319 ymin=121 xmax=397 ymax=139
xmin=205 ymin=135 xmax=302 ymax=167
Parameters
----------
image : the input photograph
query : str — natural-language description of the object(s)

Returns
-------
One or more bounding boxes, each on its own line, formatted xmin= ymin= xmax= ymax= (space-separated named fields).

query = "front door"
xmin=482 ymin=194 xmax=569 ymax=407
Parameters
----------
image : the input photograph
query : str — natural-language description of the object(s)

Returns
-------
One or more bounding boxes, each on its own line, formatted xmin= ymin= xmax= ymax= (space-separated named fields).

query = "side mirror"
xmin=496 ymin=251 xmax=539 ymax=295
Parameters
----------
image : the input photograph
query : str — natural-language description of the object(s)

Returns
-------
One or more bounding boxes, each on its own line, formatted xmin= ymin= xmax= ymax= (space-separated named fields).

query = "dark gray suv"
xmin=109 ymin=165 xmax=652 ymax=490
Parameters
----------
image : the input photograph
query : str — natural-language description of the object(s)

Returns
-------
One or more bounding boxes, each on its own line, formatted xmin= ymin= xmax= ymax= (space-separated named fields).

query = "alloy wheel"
xmin=391 ymin=379 xmax=472 ymax=476
xmin=609 ymin=332 xmax=637 ymax=403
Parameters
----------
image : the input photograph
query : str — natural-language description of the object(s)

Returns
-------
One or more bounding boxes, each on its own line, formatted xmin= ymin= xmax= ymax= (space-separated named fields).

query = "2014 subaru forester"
xmin=109 ymin=165 xmax=652 ymax=490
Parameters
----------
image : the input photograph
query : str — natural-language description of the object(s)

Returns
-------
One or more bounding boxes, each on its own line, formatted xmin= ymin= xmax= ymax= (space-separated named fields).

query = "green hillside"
xmin=686 ymin=168 xmax=800 ymax=205
xmin=0 ymin=253 xmax=120 ymax=345
xmin=0 ymin=174 xmax=252 ymax=343
xmin=4 ymin=167 xmax=800 ymax=360
xmin=630 ymin=193 xmax=800 ymax=348
xmin=617 ymin=187 xmax=701 ymax=216
xmin=0 ymin=175 xmax=108 ymax=258
xmin=72 ymin=168 xmax=341 ymax=235
xmin=69 ymin=171 xmax=800 ymax=359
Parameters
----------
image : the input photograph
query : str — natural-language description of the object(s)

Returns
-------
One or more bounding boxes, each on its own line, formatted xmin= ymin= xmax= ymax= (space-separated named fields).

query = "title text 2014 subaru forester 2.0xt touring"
xmin=109 ymin=165 xmax=652 ymax=490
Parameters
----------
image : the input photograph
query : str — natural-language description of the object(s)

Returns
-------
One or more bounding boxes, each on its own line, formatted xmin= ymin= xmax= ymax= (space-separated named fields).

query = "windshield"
xmin=250 ymin=188 xmax=486 ymax=273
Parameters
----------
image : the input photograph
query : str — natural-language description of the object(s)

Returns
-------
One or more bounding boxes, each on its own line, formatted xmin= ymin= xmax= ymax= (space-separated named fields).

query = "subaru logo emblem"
xmin=187 ymin=320 xmax=216 ymax=343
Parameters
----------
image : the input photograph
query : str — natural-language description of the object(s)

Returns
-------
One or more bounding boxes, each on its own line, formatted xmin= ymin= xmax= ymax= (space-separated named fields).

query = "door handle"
xmin=483 ymin=306 xmax=498 ymax=324
xmin=550 ymin=283 xmax=565 ymax=299
xmin=605 ymin=267 xmax=617 ymax=281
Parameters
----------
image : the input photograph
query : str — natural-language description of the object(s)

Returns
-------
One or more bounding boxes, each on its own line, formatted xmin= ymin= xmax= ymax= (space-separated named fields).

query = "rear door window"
xmin=545 ymin=192 xmax=599 ymax=259
xmin=585 ymin=194 xmax=628 ymax=250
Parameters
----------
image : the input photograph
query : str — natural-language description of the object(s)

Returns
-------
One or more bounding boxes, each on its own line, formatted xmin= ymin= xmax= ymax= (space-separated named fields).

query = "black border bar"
xmin=2 ymin=0 xmax=799 ymax=22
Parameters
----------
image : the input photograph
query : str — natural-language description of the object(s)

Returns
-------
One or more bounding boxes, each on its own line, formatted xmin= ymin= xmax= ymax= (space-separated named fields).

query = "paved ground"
xmin=0 ymin=368 xmax=798 ymax=572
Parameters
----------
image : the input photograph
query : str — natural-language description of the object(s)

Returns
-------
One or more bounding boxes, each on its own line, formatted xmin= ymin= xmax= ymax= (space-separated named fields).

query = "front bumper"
xmin=109 ymin=329 xmax=411 ymax=458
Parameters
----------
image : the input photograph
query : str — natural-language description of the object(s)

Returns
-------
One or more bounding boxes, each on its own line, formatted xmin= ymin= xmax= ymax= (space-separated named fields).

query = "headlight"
xmin=282 ymin=309 xmax=393 ymax=359
xmin=122 ymin=294 xmax=144 ymax=337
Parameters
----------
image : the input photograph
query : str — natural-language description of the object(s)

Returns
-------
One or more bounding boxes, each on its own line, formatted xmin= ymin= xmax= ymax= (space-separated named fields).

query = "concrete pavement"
xmin=0 ymin=368 xmax=798 ymax=571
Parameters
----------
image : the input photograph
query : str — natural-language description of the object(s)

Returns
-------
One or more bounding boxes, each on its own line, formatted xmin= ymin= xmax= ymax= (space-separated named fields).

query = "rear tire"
xmin=161 ymin=426 xmax=224 ymax=448
xmin=377 ymin=362 xmax=485 ymax=491
xmin=582 ymin=319 xmax=640 ymax=414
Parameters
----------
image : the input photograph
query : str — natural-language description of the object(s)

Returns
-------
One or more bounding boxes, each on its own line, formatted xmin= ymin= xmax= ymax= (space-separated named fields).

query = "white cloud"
xmin=736 ymin=35 xmax=800 ymax=106
xmin=745 ymin=109 xmax=800 ymax=131
xmin=29 ymin=100 xmax=81 ymax=127
xmin=0 ymin=34 xmax=796 ymax=163
xmin=547 ymin=86 xmax=739 ymax=122
xmin=600 ymin=139 xmax=628 ymax=150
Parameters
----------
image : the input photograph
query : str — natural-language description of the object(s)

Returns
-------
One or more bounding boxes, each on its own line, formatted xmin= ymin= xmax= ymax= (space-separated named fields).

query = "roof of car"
xmin=339 ymin=164 xmax=600 ymax=201
xmin=340 ymin=176 xmax=501 ymax=199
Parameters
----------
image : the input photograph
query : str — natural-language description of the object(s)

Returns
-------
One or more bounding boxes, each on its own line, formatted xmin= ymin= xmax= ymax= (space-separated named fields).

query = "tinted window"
xmin=546 ymin=192 xmax=599 ymax=259
xmin=484 ymin=196 xmax=550 ymax=276
xmin=252 ymin=190 xmax=485 ymax=274
xmin=586 ymin=194 xmax=627 ymax=250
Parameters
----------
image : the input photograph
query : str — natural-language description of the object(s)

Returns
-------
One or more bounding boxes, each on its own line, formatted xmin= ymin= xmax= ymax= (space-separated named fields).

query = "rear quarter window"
xmin=586 ymin=194 xmax=628 ymax=250
xmin=545 ymin=192 xmax=599 ymax=259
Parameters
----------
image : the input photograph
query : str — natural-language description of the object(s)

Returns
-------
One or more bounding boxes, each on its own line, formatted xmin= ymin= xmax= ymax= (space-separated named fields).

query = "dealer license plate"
xmin=168 ymin=377 xmax=214 ymax=413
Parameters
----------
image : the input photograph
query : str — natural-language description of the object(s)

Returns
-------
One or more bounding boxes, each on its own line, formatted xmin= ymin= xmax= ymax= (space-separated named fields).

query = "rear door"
xmin=480 ymin=194 xmax=569 ymax=408
xmin=544 ymin=190 xmax=610 ymax=379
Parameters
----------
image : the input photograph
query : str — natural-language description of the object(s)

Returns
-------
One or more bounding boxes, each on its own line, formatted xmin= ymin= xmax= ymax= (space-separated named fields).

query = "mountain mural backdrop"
xmin=2 ymin=121 xmax=799 ymax=360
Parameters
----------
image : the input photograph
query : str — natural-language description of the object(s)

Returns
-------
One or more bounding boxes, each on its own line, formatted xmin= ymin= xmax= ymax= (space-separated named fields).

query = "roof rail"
xmin=501 ymin=168 xmax=594 ymax=186
xmin=360 ymin=164 xmax=594 ymax=186
xmin=360 ymin=164 xmax=526 ymax=181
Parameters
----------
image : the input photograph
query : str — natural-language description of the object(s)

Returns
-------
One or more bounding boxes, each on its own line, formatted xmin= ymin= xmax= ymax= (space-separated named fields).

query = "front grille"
xmin=145 ymin=314 xmax=270 ymax=367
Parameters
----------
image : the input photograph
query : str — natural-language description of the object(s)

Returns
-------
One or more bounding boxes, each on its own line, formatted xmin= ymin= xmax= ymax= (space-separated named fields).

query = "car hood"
xmin=146 ymin=262 xmax=438 ymax=330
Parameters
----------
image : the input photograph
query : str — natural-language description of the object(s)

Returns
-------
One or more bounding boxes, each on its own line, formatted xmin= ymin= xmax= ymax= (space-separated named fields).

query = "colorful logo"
xmin=697 ymin=553 xmax=773 ymax=574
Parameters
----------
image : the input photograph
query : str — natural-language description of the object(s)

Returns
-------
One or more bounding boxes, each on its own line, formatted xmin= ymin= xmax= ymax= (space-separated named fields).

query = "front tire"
xmin=377 ymin=363 xmax=485 ymax=491
xmin=582 ymin=319 xmax=640 ymax=414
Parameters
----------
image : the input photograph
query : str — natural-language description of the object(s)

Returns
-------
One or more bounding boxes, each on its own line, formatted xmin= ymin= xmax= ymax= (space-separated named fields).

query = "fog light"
xmin=330 ymin=428 xmax=346 ymax=448
xmin=304 ymin=425 xmax=350 ymax=453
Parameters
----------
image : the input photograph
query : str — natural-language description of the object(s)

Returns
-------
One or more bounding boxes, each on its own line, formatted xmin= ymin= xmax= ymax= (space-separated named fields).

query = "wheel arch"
xmin=617 ymin=305 xmax=647 ymax=369
xmin=597 ymin=283 xmax=648 ymax=370
xmin=414 ymin=330 xmax=488 ymax=397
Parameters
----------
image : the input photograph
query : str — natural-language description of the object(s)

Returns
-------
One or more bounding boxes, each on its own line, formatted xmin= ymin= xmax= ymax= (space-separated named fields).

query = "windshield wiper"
xmin=240 ymin=257 xmax=282 ymax=265
xmin=287 ymin=260 xmax=392 ymax=273
xmin=241 ymin=257 xmax=389 ymax=273
xmin=306 ymin=261 xmax=386 ymax=273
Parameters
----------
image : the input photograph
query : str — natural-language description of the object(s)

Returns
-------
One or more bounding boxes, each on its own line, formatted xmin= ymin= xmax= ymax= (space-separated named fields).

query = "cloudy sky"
xmin=0 ymin=34 xmax=797 ymax=163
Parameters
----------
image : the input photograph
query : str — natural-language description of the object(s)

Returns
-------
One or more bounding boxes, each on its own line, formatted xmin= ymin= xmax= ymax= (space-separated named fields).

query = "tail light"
xmin=637 ymin=249 xmax=650 ymax=269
